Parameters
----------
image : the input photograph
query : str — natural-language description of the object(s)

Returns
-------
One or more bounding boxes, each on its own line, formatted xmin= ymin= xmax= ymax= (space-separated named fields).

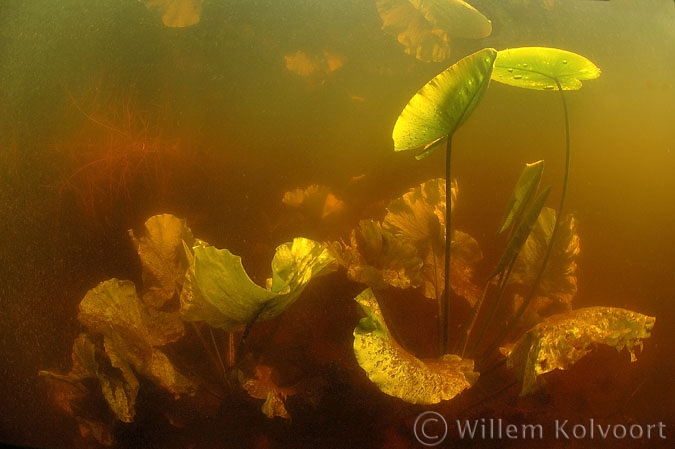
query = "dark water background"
xmin=1 ymin=0 xmax=674 ymax=448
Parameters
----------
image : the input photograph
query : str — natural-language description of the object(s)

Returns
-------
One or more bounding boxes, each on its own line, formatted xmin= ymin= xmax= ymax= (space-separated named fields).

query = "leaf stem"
xmin=442 ymin=139 xmax=453 ymax=355
xmin=485 ymin=80 xmax=570 ymax=354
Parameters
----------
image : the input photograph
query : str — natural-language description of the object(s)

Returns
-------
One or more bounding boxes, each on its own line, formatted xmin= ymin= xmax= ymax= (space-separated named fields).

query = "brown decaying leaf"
xmin=506 ymin=306 xmax=656 ymax=395
xmin=129 ymin=213 xmax=194 ymax=309
xmin=376 ymin=0 xmax=492 ymax=62
xmin=145 ymin=0 xmax=203 ymax=28
xmin=77 ymin=278 xmax=196 ymax=420
xmin=282 ymin=184 xmax=346 ymax=220
xmin=242 ymin=365 xmax=296 ymax=419
xmin=507 ymin=208 xmax=580 ymax=324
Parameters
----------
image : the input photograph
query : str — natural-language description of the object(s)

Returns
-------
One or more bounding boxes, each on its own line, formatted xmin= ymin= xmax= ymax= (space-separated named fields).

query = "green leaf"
xmin=393 ymin=48 xmax=498 ymax=159
xmin=353 ymin=288 xmax=478 ymax=404
xmin=492 ymin=47 xmax=601 ymax=91
xmin=491 ymin=185 xmax=551 ymax=278
xmin=497 ymin=160 xmax=544 ymax=234
xmin=181 ymin=238 xmax=336 ymax=330
xmin=506 ymin=307 xmax=655 ymax=396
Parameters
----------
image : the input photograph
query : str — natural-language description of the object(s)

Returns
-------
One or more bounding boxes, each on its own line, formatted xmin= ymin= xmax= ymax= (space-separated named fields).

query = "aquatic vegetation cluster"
xmin=39 ymin=1 xmax=659 ymax=447
xmin=50 ymin=89 xmax=186 ymax=224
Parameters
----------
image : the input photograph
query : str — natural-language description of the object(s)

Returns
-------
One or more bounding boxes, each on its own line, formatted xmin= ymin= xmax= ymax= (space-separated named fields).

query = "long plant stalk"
xmin=486 ymin=80 xmax=570 ymax=354
xmin=442 ymin=139 xmax=453 ymax=355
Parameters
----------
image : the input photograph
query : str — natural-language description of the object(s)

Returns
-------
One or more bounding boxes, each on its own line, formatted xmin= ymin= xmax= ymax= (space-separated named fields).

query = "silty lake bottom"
xmin=1 ymin=1 xmax=674 ymax=448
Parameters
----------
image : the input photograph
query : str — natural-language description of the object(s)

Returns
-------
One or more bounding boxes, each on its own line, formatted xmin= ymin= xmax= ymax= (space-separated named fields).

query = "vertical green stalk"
xmin=442 ymin=139 xmax=453 ymax=355
xmin=486 ymin=80 xmax=570 ymax=353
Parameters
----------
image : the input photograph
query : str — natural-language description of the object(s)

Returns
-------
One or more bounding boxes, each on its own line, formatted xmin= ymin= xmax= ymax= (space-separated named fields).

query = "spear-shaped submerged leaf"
xmin=492 ymin=47 xmax=601 ymax=91
xmin=180 ymin=238 xmax=336 ymax=331
xmin=506 ymin=307 xmax=655 ymax=396
xmin=497 ymin=160 xmax=545 ymax=235
xmin=353 ymin=288 xmax=478 ymax=404
xmin=393 ymin=48 xmax=497 ymax=159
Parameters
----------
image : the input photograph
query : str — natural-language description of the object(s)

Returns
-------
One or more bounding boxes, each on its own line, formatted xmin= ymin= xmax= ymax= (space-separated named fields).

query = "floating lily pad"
xmin=492 ymin=47 xmax=601 ymax=91
xmin=393 ymin=48 xmax=497 ymax=159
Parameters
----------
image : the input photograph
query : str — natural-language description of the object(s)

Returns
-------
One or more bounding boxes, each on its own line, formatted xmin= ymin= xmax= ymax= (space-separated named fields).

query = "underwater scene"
xmin=1 ymin=0 xmax=674 ymax=448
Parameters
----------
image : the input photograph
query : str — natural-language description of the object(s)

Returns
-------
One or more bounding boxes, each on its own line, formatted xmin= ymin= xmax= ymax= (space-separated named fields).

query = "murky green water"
xmin=1 ymin=1 xmax=674 ymax=448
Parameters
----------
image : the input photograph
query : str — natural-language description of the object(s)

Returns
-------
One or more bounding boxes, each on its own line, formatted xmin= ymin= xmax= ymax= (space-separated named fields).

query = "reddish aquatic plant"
xmin=51 ymin=86 xmax=185 ymax=224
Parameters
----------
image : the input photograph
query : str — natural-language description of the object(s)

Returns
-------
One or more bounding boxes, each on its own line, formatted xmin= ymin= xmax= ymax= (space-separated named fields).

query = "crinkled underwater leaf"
xmin=508 ymin=207 xmax=579 ymax=309
xmin=40 ymin=332 xmax=139 ymax=424
xmin=353 ymin=288 xmax=478 ymax=404
xmin=181 ymin=238 xmax=336 ymax=330
xmin=492 ymin=47 xmax=601 ymax=91
xmin=334 ymin=219 xmax=423 ymax=290
xmin=383 ymin=178 xmax=482 ymax=303
xmin=376 ymin=0 xmax=491 ymax=62
xmin=282 ymin=184 xmax=345 ymax=220
xmin=393 ymin=48 xmax=497 ymax=159
xmin=129 ymin=213 xmax=195 ymax=308
xmin=241 ymin=365 xmax=296 ymax=419
xmin=507 ymin=306 xmax=655 ymax=395
xmin=78 ymin=278 xmax=196 ymax=420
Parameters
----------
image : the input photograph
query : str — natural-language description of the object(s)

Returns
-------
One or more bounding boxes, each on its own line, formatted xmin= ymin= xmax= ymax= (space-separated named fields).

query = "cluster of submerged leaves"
xmin=339 ymin=176 xmax=654 ymax=403
xmin=40 ymin=214 xmax=337 ymax=444
xmin=40 ymin=173 xmax=656 ymax=443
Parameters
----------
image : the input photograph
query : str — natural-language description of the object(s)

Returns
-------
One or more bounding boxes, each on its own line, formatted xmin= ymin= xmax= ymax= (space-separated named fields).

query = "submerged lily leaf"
xmin=509 ymin=207 xmax=580 ymax=309
xmin=242 ymin=365 xmax=296 ymax=419
xmin=181 ymin=238 xmax=336 ymax=330
xmin=335 ymin=219 xmax=423 ymax=290
xmin=497 ymin=161 xmax=545 ymax=235
xmin=492 ymin=47 xmax=601 ymax=91
xmin=282 ymin=184 xmax=346 ymax=220
xmin=145 ymin=0 xmax=203 ymax=28
xmin=129 ymin=214 xmax=194 ymax=308
xmin=376 ymin=0 xmax=491 ymax=62
xmin=383 ymin=178 xmax=482 ymax=303
xmin=507 ymin=307 xmax=655 ymax=395
xmin=393 ymin=48 xmax=497 ymax=159
xmin=78 ymin=278 xmax=196 ymax=420
xmin=353 ymin=288 xmax=478 ymax=404
xmin=40 ymin=332 xmax=139 ymax=424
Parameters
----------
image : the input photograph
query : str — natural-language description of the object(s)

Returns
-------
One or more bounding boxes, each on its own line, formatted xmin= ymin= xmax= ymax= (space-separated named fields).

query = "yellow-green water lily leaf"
xmin=497 ymin=161 xmax=545 ymax=234
xmin=353 ymin=288 xmax=478 ymax=404
xmin=507 ymin=307 xmax=655 ymax=396
xmin=181 ymin=238 xmax=336 ymax=330
xmin=129 ymin=214 xmax=195 ymax=308
xmin=491 ymin=185 xmax=551 ymax=278
xmin=492 ymin=47 xmax=601 ymax=91
xmin=393 ymin=48 xmax=497 ymax=159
